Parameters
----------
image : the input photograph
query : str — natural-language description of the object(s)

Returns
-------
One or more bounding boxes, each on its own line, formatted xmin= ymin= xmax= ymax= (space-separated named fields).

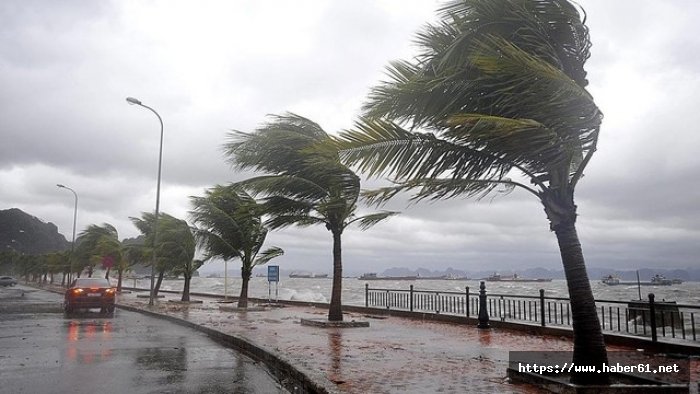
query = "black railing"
xmin=365 ymin=283 xmax=700 ymax=344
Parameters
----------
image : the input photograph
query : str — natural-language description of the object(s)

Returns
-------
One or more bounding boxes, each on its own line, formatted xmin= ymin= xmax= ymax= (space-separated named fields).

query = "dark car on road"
xmin=64 ymin=278 xmax=116 ymax=316
xmin=0 ymin=276 xmax=18 ymax=286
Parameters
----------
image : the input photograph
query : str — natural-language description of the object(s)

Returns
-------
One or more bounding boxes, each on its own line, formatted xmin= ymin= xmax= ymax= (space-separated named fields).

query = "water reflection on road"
xmin=65 ymin=319 xmax=114 ymax=364
xmin=0 ymin=286 xmax=288 ymax=394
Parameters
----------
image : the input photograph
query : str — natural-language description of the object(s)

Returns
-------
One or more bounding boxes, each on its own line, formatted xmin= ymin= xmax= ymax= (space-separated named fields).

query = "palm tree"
xmin=114 ymin=244 xmax=141 ymax=292
xmin=45 ymin=251 xmax=69 ymax=285
xmin=155 ymin=216 xmax=199 ymax=302
xmin=75 ymin=224 xmax=122 ymax=281
xmin=190 ymin=184 xmax=283 ymax=308
xmin=224 ymin=114 xmax=397 ymax=321
xmin=130 ymin=212 xmax=187 ymax=297
xmin=334 ymin=0 xmax=607 ymax=384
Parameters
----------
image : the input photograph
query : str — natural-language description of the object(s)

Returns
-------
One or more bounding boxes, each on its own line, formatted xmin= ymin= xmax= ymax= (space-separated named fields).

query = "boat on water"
xmin=417 ymin=274 xmax=470 ymax=280
xmin=485 ymin=273 xmax=552 ymax=283
xmin=600 ymin=274 xmax=682 ymax=286
xmin=601 ymin=275 xmax=620 ymax=285
xmin=289 ymin=272 xmax=329 ymax=279
xmin=358 ymin=273 xmax=419 ymax=281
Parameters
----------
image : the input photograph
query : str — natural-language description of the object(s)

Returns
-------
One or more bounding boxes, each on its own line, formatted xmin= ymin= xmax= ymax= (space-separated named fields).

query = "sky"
xmin=1 ymin=0 xmax=698 ymax=275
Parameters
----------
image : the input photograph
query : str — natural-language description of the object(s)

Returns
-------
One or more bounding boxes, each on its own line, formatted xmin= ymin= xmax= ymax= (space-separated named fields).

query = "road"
xmin=0 ymin=284 xmax=289 ymax=394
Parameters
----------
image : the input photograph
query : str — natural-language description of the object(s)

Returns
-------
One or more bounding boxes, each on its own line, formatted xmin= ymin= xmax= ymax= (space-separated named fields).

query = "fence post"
xmin=649 ymin=293 xmax=657 ymax=342
xmin=365 ymin=283 xmax=369 ymax=308
xmin=409 ymin=284 xmax=414 ymax=312
xmin=478 ymin=281 xmax=490 ymax=329
xmin=539 ymin=289 xmax=546 ymax=327
xmin=466 ymin=286 xmax=470 ymax=317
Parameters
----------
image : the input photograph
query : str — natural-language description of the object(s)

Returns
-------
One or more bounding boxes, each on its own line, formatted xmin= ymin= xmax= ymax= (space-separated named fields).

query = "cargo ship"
xmin=484 ymin=273 xmax=552 ymax=283
xmin=358 ymin=273 xmax=419 ymax=281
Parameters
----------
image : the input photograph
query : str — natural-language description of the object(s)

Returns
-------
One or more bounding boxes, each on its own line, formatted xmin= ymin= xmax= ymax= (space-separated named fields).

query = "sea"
xmin=125 ymin=276 xmax=700 ymax=306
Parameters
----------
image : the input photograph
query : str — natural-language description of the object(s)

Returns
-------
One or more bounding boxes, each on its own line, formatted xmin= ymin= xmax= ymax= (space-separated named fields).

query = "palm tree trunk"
xmin=554 ymin=220 xmax=609 ymax=385
xmin=154 ymin=270 xmax=164 ymax=296
xmin=238 ymin=276 xmax=249 ymax=308
xmin=328 ymin=229 xmax=343 ymax=321
xmin=182 ymin=274 xmax=191 ymax=302
xmin=116 ymin=269 xmax=123 ymax=292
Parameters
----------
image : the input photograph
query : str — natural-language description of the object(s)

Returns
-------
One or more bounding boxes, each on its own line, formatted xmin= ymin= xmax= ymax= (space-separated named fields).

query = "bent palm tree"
xmin=75 ymin=224 xmax=122 ymax=280
xmin=130 ymin=212 xmax=184 ymax=296
xmin=224 ymin=114 xmax=397 ymax=321
xmin=190 ymin=184 xmax=283 ymax=308
xmin=155 ymin=216 xmax=198 ymax=302
xmin=335 ymin=0 xmax=607 ymax=384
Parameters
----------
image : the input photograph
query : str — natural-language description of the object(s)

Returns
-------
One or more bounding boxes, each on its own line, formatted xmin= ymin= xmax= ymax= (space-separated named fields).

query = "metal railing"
xmin=365 ymin=283 xmax=699 ymax=344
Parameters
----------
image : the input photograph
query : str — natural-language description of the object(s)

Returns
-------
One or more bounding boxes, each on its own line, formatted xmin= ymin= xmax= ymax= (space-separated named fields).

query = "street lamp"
xmin=57 ymin=184 xmax=78 ymax=286
xmin=126 ymin=96 xmax=163 ymax=307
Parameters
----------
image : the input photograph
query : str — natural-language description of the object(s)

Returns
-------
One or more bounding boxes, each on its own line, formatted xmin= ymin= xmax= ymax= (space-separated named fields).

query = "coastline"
xmin=30 ymin=283 xmax=699 ymax=392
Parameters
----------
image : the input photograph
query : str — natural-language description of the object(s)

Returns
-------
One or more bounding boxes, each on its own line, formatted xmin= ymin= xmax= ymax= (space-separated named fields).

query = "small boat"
xmin=650 ymin=274 xmax=672 ymax=286
xmin=485 ymin=273 xmax=552 ymax=283
xmin=358 ymin=273 xmax=418 ymax=281
xmin=601 ymin=275 xmax=620 ymax=285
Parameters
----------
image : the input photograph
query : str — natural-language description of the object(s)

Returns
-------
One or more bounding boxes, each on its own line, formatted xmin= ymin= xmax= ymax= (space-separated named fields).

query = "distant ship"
xmin=416 ymin=274 xmax=470 ymax=280
xmin=485 ymin=273 xmax=552 ymax=283
xmin=289 ymin=272 xmax=329 ymax=279
xmin=601 ymin=274 xmax=682 ymax=286
xmin=358 ymin=273 xmax=419 ymax=281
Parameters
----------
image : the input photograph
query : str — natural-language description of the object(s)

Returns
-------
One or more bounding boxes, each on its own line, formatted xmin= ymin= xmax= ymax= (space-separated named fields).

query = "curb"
xmin=116 ymin=303 xmax=340 ymax=394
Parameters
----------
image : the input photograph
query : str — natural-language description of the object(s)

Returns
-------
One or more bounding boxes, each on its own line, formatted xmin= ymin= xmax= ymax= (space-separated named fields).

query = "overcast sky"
xmin=2 ymin=0 xmax=698 ymax=275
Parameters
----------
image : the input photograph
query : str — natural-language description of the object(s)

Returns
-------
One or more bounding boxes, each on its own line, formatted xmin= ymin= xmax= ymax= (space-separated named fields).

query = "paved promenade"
xmin=113 ymin=290 xmax=698 ymax=394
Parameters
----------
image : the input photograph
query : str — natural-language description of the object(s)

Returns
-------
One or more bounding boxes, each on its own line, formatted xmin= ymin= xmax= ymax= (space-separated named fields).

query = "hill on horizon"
xmin=0 ymin=208 xmax=69 ymax=255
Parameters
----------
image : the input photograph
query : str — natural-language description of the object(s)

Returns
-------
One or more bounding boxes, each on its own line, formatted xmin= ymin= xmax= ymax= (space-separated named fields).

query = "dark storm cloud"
xmin=0 ymin=0 xmax=697 ymax=274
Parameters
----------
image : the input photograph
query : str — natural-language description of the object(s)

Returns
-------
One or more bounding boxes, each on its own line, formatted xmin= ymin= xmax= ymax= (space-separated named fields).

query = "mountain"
xmin=0 ymin=208 xmax=69 ymax=254
xmin=378 ymin=266 xmax=700 ymax=281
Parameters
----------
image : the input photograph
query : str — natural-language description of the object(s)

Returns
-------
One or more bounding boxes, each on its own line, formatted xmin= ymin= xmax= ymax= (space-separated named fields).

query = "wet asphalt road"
xmin=0 ymin=284 xmax=289 ymax=394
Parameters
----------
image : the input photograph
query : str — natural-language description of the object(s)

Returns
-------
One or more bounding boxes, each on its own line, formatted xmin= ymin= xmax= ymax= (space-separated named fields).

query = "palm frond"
xmin=336 ymin=118 xmax=511 ymax=181
xmin=362 ymin=177 xmax=525 ymax=207
xmin=346 ymin=211 xmax=399 ymax=231
xmin=264 ymin=214 xmax=326 ymax=230
xmin=252 ymin=247 xmax=284 ymax=267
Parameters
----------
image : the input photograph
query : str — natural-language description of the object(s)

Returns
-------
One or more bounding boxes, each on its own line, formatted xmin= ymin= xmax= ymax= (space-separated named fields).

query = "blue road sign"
xmin=267 ymin=265 xmax=279 ymax=282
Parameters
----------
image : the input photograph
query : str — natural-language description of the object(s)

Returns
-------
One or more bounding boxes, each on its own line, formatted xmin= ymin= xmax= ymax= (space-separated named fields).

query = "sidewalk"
xmin=115 ymin=290 xmax=695 ymax=394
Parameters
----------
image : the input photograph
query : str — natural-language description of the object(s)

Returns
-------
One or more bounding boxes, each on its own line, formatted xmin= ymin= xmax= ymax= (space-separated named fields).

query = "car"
xmin=0 ymin=276 xmax=18 ymax=286
xmin=64 ymin=278 xmax=116 ymax=316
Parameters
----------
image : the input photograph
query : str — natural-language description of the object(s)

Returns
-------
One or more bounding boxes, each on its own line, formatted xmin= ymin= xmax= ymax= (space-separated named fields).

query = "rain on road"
xmin=0 ymin=285 xmax=289 ymax=394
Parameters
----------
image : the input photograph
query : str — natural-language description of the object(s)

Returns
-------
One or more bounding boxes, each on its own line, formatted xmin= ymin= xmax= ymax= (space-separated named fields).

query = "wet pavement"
xmin=0 ymin=285 xmax=288 ymax=394
xmin=114 ymin=290 xmax=699 ymax=394
xmin=8 ymin=284 xmax=698 ymax=393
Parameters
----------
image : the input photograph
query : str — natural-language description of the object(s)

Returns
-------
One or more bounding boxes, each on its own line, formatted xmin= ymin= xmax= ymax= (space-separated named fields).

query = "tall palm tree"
xmin=334 ymin=0 xmax=607 ymax=384
xmin=190 ymin=184 xmax=283 ymax=308
xmin=224 ymin=114 xmax=397 ymax=321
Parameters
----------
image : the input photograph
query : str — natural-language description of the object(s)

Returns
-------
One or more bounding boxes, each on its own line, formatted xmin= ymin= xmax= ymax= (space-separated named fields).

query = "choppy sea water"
xmin=125 ymin=277 xmax=700 ymax=306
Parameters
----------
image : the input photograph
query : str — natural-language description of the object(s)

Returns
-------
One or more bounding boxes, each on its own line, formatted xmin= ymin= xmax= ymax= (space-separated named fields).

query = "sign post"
xmin=267 ymin=265 xmax=279 ymax=303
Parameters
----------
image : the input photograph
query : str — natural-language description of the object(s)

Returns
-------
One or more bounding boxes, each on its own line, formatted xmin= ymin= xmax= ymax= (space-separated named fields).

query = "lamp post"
xmin=126 ymin=96 xmax=163 ymax=307
xmin=57 ymin=184 xmax=78 ymax=286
